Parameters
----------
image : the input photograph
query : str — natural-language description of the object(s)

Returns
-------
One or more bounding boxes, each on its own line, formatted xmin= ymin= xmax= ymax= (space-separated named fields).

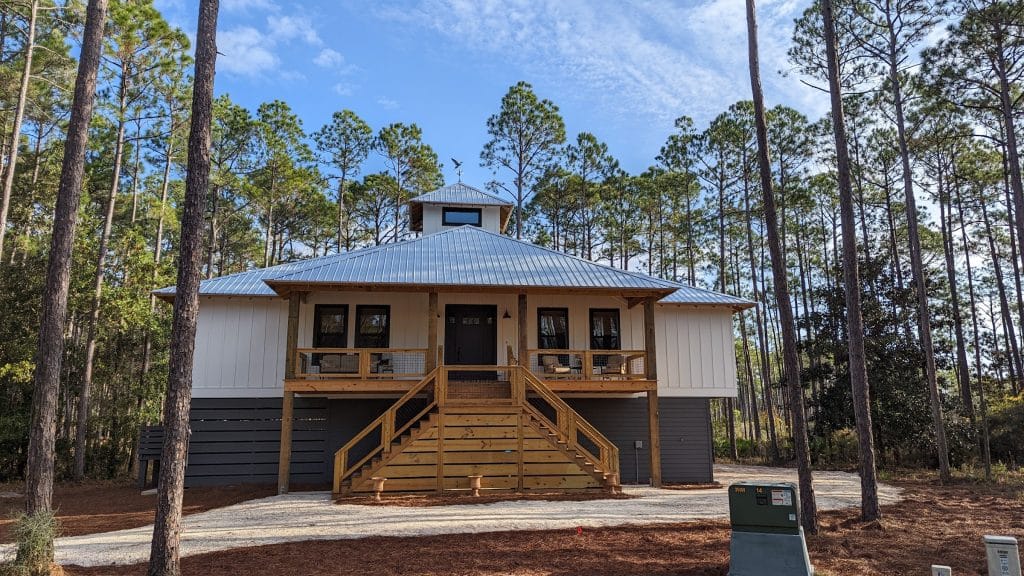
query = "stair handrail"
xmin=518 ymin=368 xmax=620 ymax=478
xmin=332 ymin=368 xmax=438 ymax=494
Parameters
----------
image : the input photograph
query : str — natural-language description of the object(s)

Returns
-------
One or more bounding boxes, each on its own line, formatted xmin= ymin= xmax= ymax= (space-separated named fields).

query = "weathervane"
xmin=451 ymin=158 xmax=463 ymax=182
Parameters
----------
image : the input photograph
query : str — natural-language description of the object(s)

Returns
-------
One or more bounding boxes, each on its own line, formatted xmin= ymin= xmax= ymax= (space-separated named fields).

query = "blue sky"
xmin=154 ymin=0 xmax=827 ymax=189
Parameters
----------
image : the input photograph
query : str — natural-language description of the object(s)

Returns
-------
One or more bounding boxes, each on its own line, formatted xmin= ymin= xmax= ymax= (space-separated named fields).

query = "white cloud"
xmin=377 ymin=96 xmax=399 ymax=109
xmin=222 ymin=0 xmax=278 ymax=13
xmin=314 ymin=48 xmax=345 ymax=69
xmin=218 ymin=26 xmax=279 ymax=76
xmin=268 ymin=14 xmax=322 ymax=45
xmin=218 ymin=10 xmax=324 ymax=79
xmin=333 ymin=83 xmax=354 ymax=96
xmin=375 ymin=0 xmax=826 ymax=127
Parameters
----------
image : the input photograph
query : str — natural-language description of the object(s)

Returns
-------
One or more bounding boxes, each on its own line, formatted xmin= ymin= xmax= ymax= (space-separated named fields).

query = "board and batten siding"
xmin=192 ymin=297 xmax=288 ymax=398
xmin=190 ymin=292 xmax=739 ymax=398
xmin=654 ymin=305 xmax=738 ymax=397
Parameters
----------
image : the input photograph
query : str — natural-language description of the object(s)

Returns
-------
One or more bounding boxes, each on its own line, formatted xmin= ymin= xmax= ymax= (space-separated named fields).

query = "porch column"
xmin=643 ymin=299 xmax=662 ymax=487
xmin=426 ymin=291 xmax=438 ymax=372
xmin=517 ymin=293 xmax=528 ymax=367
xmin=278 ymin=292 xmax=301 ymax=494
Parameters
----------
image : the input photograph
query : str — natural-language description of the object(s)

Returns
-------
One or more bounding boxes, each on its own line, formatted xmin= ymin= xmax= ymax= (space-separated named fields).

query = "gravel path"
xmin=0 ymin=465 xmax=901 ymax=567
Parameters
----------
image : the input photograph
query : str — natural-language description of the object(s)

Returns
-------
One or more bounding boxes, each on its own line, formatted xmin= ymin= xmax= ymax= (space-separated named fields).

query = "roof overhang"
xmin=263 ymin=279 xmax=675 ymax=300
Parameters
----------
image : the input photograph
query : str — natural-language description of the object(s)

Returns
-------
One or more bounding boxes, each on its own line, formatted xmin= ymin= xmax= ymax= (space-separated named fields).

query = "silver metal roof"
xmin=410 ymin=183 xmax=512 ymax=206
xmin=156 ymin=226 xmax=753 ymax=307
xmin=269 ymin=226 xmax=678 ymax=290
xmin=658 ymin=280 xmax=755 ymax=308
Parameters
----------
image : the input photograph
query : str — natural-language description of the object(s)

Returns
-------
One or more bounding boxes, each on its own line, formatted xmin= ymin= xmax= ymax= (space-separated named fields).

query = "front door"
xmin=444 ymin=305 xmax=497 ymax=380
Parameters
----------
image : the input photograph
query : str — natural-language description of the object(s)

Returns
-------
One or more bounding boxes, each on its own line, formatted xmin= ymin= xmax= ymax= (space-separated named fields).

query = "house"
xmin=155 ymin=183 xmax=753 ymax=497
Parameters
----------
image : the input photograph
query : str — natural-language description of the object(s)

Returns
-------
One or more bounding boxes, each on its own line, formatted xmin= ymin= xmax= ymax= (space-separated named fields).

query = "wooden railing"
xmin=526 ymin=349 xmax=647 ymax=380
xmin=296 ymin=348 xmax=429 ymax=380
xmin=332 ymin=365 xmax=621 ymax=493
xmin=331 ymin=368 xmax=438 ymax=494
xmin=519 ymin=369 xmax=620 ymax=478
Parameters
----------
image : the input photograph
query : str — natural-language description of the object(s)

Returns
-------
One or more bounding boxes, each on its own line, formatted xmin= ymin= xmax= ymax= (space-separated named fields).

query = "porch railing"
xmin=525 ymin=349 xmax=647 ymax=380
xmin=295 ymin=348 xmax=429 ymax=380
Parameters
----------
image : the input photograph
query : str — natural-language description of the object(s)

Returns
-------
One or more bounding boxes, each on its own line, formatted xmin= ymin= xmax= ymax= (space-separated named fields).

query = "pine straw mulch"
xmin=64 ymin=474 xmax=1024 ymax=576
xmin=0 ymin=481 xmax=279 ymax=544
xmin=334 ymin=490 xmax=635 ymax=507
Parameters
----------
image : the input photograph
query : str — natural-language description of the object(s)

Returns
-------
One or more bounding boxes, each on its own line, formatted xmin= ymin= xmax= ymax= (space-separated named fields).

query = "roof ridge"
xmin=412 ymin=182 xmax=513 ymax=206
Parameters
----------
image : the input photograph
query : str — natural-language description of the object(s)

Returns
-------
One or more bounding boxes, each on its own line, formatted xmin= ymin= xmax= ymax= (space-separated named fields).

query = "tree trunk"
xmin=821 ymin=0 xmax=880 ymax=521
xmin=886 ymin=29 xmax=951 ymax=483
xmin=75 ymin=67 xmax=130 ymax=481
xmin=0 ymin=0 xmax=38 ymax=261
xmin=746 ymin=0 xmax=818 ymax=533
xmin=939 ymin=162 xmax=974 ymax=421
xmin=147 ymin=1 xmax=218 ymax=573
xmin=979 ymin=198 xmax=1024 ymax=394
xmin=25 ymin=0 xmax=107 ymax=532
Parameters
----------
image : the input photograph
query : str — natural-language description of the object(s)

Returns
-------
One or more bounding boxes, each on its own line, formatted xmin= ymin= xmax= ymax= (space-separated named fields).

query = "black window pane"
xmin=442 ymin=207 xmax=482 ymax=226
xmin=314 ymin=305 xmax=347 ymax=348
xmin=356 ymin=305 xmax=390 ymax=348
xmin=590 ymin=309 xmax=620 ymax=350
xmin=538 ymin=308 xmax=568 ymax=350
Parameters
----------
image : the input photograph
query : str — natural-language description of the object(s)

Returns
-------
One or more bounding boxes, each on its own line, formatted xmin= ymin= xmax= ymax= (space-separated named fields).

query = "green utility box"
xmin=728 ymin=482 xmax=813 ymax=576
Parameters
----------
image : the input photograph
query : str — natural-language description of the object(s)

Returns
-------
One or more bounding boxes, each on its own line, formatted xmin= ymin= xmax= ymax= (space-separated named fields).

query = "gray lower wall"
xmin=184 ymin=396 xmax=712 ymax=486
xmin=567 ymin=397 xmax=713 ymax=484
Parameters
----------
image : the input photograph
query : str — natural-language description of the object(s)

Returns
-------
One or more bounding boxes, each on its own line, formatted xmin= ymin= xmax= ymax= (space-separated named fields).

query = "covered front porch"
xmin=272 ymin=285 xmax=669 ymax=495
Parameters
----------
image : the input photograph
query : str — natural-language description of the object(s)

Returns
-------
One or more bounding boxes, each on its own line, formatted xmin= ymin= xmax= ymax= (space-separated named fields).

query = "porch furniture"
xmin=601 ymin=354 xmax=626 ymax=375
xmin=541 ymin=354 xmax=571 ymax=374
xmin=137 ymin=424 xmax=164 ymax=490
xmin=320 ymin=353 xmax=359 ymax=374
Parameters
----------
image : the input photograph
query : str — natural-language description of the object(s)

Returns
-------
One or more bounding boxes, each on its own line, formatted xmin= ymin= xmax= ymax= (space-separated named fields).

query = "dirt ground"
xmin=60 ymin=477 xmax=1024 ymax=576
xmin=0 ymin=481 xmax=277 ymax=544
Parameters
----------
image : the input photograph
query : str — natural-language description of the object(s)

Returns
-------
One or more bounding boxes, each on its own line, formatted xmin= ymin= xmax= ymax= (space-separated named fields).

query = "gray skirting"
xmin=184 ymin=396 xmax=712 ymax=487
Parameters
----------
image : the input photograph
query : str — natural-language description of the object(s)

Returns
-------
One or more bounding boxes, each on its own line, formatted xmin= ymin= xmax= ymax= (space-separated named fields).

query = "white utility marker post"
xmin=984 ymin=535 xmax=1021 ymax=576
xmin=932 ymin=566 xmax=952 ymax=576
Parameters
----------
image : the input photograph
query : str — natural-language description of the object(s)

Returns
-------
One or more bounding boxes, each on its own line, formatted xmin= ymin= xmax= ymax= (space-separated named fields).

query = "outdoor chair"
xmin=542 ymin=354 xmax=571 ymax=374
xmin=600 ymin=354 xmax=626 ymax=375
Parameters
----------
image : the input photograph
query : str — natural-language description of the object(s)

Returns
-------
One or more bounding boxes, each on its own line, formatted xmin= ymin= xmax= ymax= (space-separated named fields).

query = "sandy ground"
xmin=1 ymin=465 xmax=901 ymax=567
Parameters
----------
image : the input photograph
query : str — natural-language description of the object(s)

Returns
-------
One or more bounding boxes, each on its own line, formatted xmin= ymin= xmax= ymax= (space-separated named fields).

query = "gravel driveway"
xmin=1 ymin=465 xmax=901 ymax=567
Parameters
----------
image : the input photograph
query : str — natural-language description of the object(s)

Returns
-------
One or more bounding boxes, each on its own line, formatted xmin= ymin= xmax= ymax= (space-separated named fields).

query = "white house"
xmin=156 ymin=183 xmax=752 ymax=496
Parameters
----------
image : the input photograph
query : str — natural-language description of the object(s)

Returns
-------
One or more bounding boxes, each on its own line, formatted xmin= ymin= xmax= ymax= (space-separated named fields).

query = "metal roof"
xmin=268 ymin=226 xmax=679 ymax=291
xmin=658 ymin=280 xmax=755 ymax=309
xmin=156 ymin=226 xmax=753 ymax=308
xmin=410 ymin=183 xmax=513 ymax=207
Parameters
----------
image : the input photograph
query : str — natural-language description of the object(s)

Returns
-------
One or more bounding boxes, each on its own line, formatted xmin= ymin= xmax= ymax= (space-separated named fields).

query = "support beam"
xmin=643 ymin=299 xmax=661 ymax=487
xmin=279 ymin=293 xmax=301 ymax=494
xmin=284 ymin=293 xmax=301 ymax=379
xmin=427 ymin=291 xmax=438 ymax=372
xmin=277 ymin=391 xmax=294 ymax=494
xmin=518 ymin=293 xmax=528 ymax=367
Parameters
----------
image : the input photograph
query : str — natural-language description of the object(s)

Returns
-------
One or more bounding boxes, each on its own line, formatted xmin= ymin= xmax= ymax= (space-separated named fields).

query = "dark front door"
xmin=444 ymin=305 xmax=497 ymax=380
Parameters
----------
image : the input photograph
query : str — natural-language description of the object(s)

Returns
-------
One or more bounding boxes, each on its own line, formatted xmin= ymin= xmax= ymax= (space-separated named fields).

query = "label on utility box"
xmin=771 ymin=489 xmax=793 ymax=506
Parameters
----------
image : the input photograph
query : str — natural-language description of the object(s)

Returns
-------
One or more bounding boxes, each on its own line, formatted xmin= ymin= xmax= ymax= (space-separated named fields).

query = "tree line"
xmin=1 ymin=0 xmax=1023 ymax=565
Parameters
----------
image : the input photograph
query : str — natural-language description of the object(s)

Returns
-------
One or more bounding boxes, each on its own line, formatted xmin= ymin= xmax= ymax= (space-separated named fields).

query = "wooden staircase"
xmin=333 ymin=366 xmax=621 ymax=497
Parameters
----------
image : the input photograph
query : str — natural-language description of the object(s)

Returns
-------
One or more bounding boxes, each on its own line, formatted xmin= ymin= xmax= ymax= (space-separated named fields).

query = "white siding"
xmin=191 ymin=292 xmax=738 ymax=399
xmin=421 ymin=204 xmax=502 ymax=235
xmin=655 ymin=305 xmax=738 ymax=398
xmin=192 ymin=297 xmax=288 ymax=398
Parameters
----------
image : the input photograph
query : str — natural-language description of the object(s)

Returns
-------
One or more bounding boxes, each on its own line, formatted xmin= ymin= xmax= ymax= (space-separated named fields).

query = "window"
xmin=314 ymin=305 xmax=348 ymax=348
xmin=442 ymin=207 xmax=482 ymax=227
xmin=355 ymin=305 xmax=391 ymax=348
xmin=589 ymin=309 xmax=620 ymax=350
xmin=537 ymin=308 xmax=569 ymax=349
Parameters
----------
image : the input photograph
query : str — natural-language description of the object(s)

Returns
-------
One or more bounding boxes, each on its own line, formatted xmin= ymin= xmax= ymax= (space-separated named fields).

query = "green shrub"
xmin=0 ymin=510 xmax=60 ymax=576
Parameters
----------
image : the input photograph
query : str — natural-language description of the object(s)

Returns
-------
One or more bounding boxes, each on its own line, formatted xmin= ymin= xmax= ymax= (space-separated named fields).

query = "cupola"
xmin=408 ymin=183 xmax=514 ymax=235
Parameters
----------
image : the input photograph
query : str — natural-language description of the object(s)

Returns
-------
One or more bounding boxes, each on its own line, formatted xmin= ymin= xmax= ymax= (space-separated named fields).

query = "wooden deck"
xmin=283 ymin=377 xmax=656 ymax=394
